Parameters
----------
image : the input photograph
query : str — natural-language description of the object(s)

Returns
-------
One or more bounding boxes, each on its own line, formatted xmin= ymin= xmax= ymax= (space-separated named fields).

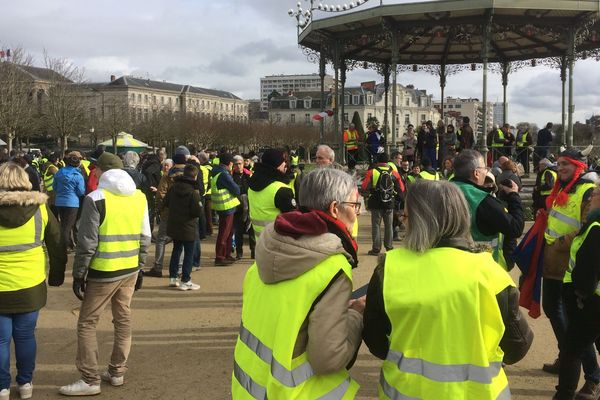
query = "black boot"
xmin=542 ymin=358 xmax=560 ymax=375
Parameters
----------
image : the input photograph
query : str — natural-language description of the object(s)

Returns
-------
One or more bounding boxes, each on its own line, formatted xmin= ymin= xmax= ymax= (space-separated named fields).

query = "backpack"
xmin=373 ymin=166 xmax=395 ymax=203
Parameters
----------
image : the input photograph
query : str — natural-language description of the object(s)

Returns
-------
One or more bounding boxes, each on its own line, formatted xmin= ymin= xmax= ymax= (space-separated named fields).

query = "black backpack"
xmin=373 ymin=166 xmax=395 ymax=203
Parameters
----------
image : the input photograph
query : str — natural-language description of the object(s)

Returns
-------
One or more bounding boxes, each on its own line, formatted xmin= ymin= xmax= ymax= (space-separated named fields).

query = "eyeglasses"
xmin=341 ymin=201 xmax=361 ymax=214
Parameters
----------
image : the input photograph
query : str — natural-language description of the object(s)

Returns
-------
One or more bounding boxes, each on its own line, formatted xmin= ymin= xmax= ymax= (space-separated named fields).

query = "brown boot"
xmin=575 ymin=381 xmax=600 ymax=400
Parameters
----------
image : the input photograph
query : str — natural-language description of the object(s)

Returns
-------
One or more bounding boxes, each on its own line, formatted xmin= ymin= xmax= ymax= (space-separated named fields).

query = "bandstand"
xmin=290 ymin=0 xmax=600 ymax=162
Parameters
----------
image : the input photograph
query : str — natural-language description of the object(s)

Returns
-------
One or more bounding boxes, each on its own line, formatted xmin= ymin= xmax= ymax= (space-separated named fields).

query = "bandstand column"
xmin=319 ymin=53 xmax=326 ymax=144
xmin=340 ymin=60 xmax=347 ymax=164
xmin=560 ymin=56 xmax=567 ymax=146
xmin=383 ymin=63 xmax=390 ymax=145
xmin=501 ymin=62 xmax=509 ymax=125
xmin=479 ymin=20 xmax=491 ymax=162
xmin=439 ymin=64 xmax=447 ymax=124
xmin=391 ymin=39 xmax=399 ymax=150
xmin=567 ymin=29 xmax=575 ymax=148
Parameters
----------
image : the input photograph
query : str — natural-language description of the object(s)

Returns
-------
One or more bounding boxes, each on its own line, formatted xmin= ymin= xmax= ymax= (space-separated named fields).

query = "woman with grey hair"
xmin=363 ymin=180 xmax=533 ymax=399
xmin=122 ymin=151 xmax=147 ymax=191
xmin=232 ymin=168 xmax=364 ymax=398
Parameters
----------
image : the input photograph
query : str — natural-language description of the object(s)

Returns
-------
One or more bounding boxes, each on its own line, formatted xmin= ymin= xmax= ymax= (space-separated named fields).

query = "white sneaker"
xmin=178 ymin=281 xmax=200 ymax=291
xmin=100 ymin=371 xmax=123 ymax=387
xmin=59 ymin=379 xmax=101 ymax=396
xmin=18 ymin=383 xmax=33 ymax=399
xmin=0 ymin=388 xmax=9 ymax=400
xmin=193 ymin=265 xmax=201 ymax=271
xmin=168 ymin=278 xmax=179 ymax=287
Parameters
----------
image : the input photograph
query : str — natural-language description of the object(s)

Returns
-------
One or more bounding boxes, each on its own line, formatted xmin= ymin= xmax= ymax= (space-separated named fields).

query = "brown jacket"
xmin=253 ymin=223 xmax=363 ymax=375
xmin=155 ymin=163 xmax=186 ymax=216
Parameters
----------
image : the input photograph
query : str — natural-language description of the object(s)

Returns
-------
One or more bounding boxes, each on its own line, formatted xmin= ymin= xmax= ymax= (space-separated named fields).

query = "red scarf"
xmin=545 ymin=157 xmax=587 ymax=208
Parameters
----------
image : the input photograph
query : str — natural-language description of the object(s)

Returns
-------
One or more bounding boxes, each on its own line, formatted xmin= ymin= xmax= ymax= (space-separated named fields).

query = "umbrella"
xmin=99 ymin=132 xmax=148 ymax=148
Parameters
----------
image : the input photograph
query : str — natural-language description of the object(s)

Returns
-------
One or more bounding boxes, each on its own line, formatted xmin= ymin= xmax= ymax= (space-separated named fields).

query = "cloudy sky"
xmin=3 ymin=0 xmax=600 ymax=127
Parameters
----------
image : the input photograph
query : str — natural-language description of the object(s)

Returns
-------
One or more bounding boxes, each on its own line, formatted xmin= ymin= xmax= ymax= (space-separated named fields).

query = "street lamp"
xmin=88 ymin=127 xmax=94 ymax=147
xmin=289 ymin=0 xmax=371 ymax=31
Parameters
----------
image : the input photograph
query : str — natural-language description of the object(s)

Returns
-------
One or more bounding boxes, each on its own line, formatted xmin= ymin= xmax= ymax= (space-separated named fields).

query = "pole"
xmin=561 ymin=56 xmax=567 ymax=146
xmin=439 ymin=64 xmax=446 ymax=125
xmin=480 ymin=16 xmax=491 ymax=162
xmin=333 ymin=42 xmax=340 ymax=152
xmin=391 ymin=36 xmax=399 ymax=152
xmin=383 ymin=63 xmax=390 ymax=143
xmin=502 ymin=62 xmax=509 ymax=125
xmin=567 ymin=29 xmax=575 ymax=147
xmin=340 ymin=60 xmax=347 ymax=165
xmin=319 ymin=53 xmax=326 ymax=144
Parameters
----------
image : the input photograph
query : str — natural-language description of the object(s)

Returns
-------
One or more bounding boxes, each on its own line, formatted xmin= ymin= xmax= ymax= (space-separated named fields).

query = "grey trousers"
xmin=371 ymin=208 xmax=394 ymax=252
xmin=152 ymin=217 xmax=182 ymax=271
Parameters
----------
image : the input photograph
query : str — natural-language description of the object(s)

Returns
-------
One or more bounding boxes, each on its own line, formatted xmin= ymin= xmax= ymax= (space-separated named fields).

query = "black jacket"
xmin=141 ymin=155 xmax=162 ymax=190
xmin=247 ymin=163 xmax=296 ymax=213
xmin=124 ymin=167 xmax=149 ymax=194
xmin=572 ymin=210 xmax=600 ymax=299
xmin=164 ymin=177 xmax=203 ymax=241
xmin=363 ymin=242 xmax=534 ymax=365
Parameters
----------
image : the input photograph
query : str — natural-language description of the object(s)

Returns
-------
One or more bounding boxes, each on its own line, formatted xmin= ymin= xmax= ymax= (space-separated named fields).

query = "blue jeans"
xmin=169 ymin=240 xmax=195 ymax=283
xmin=424 ymin=147 xmax=437 ymax=169
xmin=0 ymin=311 xmax=39 ymax=389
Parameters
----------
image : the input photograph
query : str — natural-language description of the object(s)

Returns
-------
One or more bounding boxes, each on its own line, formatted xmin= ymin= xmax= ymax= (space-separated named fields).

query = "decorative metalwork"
xmin=301 ymin=45 xmax=322 ymax=64
xmin=288 ymin=0 xmax=372 ymax=31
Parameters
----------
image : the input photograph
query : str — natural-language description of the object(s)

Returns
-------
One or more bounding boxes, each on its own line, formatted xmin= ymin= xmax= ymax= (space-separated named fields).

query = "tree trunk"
xmin=60 ymin=134 xmax=68 ymax=157
xmin=7 ymin=132 xmax=14 ymax=155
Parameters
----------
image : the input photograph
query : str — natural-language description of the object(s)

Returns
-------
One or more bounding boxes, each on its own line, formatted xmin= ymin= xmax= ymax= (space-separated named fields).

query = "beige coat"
xmin=254 ymin=224 xmax=363 ymax=375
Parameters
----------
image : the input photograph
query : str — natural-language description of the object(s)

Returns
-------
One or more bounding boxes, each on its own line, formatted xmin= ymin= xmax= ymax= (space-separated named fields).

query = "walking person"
xmin=0 ymin=162 xmax=66 ymax=400
xmin=232 ymin=168 xmax=364 ymax=399
xmin=232 ymin=155 xmax=255 ymax=259
xmin=554 ymin=184 xmax=600 ymax=400
xmin=363 ymin=180 xmax=532 ymax=399
xmin=164 ymin=164 xmax=203 ymax=290
xmin=53 ymin=152 xmax=85 ymax=252
xmin=211 ymin=154 xmax=240 ymax=266
xmin=362 ymin=153 xmax=403 ymax=256
xmin=59 ymin=152 xmax=150 ymax=396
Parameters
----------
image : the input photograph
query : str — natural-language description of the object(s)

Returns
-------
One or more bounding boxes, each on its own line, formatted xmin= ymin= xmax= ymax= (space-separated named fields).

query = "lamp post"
xmin=89 ymin=127 xmax=94 ymax=147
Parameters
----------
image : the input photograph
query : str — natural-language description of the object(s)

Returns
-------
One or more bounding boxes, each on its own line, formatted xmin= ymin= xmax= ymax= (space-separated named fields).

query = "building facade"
xmin=83 ymin=75 xmax=249 ymax=127
xmin=435 ymin=97 xmax=494 ymax=137
xmin=493 ymin=102 xmax=507 ymax=127
xmin=268 ymin=81 xmax=441 ymax=144
xmin=260 ymin=73 xmax=334 ymax=112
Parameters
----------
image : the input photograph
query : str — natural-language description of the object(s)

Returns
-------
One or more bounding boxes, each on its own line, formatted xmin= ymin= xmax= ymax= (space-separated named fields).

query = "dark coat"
xmin=164 ymin=177 xmax=203 ymax=241
xmin=247 ymin=163 xmax=296 ymax=214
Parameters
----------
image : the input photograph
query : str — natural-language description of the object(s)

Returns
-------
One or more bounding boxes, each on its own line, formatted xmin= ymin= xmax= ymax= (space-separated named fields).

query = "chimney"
xmin=110 ymin=75 xmax=116 ymax=82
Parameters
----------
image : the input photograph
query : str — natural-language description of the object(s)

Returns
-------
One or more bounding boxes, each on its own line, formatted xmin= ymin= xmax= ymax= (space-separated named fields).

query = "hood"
xmin=170 ymin=177 xmax=198 ymax=196
xmin=210 ymin=164 xmax=229 ymax=177
xmin=168 ymin=164 xmax=186 ymax=178
xmin=255 ymin=224 xmax=349 ymax=285
xmin=255 ymin=210 xmax=357 ymax=284
xmin=248 ymin=162 xmax=290 ymax=191
xmin=98 ymin=169 xmax=136 ymax=196
xmin=0 ymin=191 xmax=48 ymax=228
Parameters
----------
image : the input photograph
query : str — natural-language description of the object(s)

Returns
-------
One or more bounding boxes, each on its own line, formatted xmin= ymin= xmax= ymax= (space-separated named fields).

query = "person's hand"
xmin=72 ymin=278 xmax=86 ymax=301
xmin=150 ymin=186 xmax=157 ymax=192
xmin=348 ymin=295 xmax=366 ymax=314
xmin=48 ymin=274 xmax=64 ymax=287
xmin=500 ymin=179 xmax=519 ymax=194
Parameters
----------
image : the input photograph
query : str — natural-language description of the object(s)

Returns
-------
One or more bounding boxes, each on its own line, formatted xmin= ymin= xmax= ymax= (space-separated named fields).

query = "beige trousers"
xmin=76 ymin=274 xmax=137 ymax=385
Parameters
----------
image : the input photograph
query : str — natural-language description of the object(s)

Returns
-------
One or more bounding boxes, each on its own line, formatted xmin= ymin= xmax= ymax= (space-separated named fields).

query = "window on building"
xmin=367 ymin=95 xmax=373 ymax=105
xmin=352 ymin=95 xmax=360 ymax=105
xmin=368 ymin=113 xmax=372 ymax=120
xmin=448 ymin=104 xmax=454 ymax=109
xmin=137 ymin=94 xmax=141 ymax=103
xmin=396 ymin=114 xmax=399 ymax=124
xmin=276 ymin=113 xmax=281 ymax=123
xmin=421 ymin=114 xmax=426 ymax=122
xmin=344 ymin=95 xmax=350 ymax=105
xmin=161 ymin=96 xmax=164 ymax=105
xmin=290 ymin=114 xmax=296 ymax=123
xmin=130 ymin=93 xmax=135 ymax=103
xmin=404 ymin=114 xmax=410 ymax=125
xmin=305 ymin=113 xmax=311 ymax=124
xmin=168 ymin=98 xmax=172 ymax=106
xmin=143 ymin=109 xmax=149 ymax=121
xmin=290 ymin=100 xmax=297 ymax=109
xmin=304 ymin=98 xmax=311 ymax=109
xmin=89 ymin=108 xmax=96 ymax=121
xmin=144 ymin=95 xmax=148 ymax=104
xmin=455 ymin=104 xmax=462 ymax=109
xmin=176 ymin=98 xmax=180 ymax=106
xmin=343 ymin=113 xmax=348 ymax=122
xmin=405 ymin=99 xmax=410 ymax=106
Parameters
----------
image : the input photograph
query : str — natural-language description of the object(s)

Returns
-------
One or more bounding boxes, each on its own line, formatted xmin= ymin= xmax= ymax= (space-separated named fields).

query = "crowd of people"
xmin=0 ymin=122 xmax=599 ymax=399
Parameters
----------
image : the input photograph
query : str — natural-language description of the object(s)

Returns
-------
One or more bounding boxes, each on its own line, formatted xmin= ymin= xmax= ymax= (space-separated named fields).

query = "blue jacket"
xmin=211 ymin=164 xmax=240 ymax=216
xmin=53 ymin=166 xmax=85 ymax=208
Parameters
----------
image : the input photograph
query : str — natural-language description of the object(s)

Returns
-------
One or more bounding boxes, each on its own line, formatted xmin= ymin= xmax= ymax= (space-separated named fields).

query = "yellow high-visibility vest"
xmin=199 ymin=164 xmax=212 ymax=195
xmin=43 ymin=164 xmax=59 ymax=193
xmin=232 ymin=253 xmax=359 ymax=399
xmin=90 ymin=190 xmax=146 ymax=272
xmin=380 ymin=247 xmax=513 ymax=400
xmin=0 ymin=205 xmax=48 ymax=292
xmin=419 ymin=170 xmax=440 ymax=181
xmin=248 ymin=181 xmax=288 ymax=239
xmin=211 ymin=173 xmax=240 ymax=212
xmin=540 ymin=169 xmax=557 ymax=196
xmin=492 ymin=129 xmax=505 ymax=148
xmin=564 ymin=220 xmax=600 ymax=288
xmin=545 ymin=182 xmax=596 ymax=245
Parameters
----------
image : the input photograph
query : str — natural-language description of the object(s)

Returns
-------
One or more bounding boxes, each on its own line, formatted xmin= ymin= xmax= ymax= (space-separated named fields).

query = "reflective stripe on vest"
xmin=232 ymin=254 xmax=359 ymax=399
xmin=90 ymin=190 xmax=146 ymax=272
xmin=564 ymin=221 xmax=600 ymax=290
xmin=248 ymin=181 xmax=288 ymax=239
xmin=211 ymin=172 xmax=240 ymax=212
xmin=380 ymin=248 xmax=513 ymax=400
xmin=545 ymin=183 xmax=595 ymax=244
xmin=492 ymin=130 xmax=504 ymax=147
xmin=0 ymin=205 xmax=48 ymax=292
xmin=344 ymin=130 xmax=359 ymax=150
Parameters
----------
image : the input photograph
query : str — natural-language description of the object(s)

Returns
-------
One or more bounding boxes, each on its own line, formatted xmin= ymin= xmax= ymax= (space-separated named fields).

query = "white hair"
xmin=299 ymin=168 xmax=355 ymax=211
xmin=233 ymin=155 xmax=243 ymax=163
xmin=317 ymin=145 xmax=335 ymax=162
xmin=123 ymin=151 xmax=140 ymax=168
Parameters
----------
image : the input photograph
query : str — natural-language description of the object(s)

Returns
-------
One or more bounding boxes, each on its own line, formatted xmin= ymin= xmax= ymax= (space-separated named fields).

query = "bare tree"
xmin=42 ymin=52 xmax=86 ymax=155
xmin=0 ymin=48 xmax=36 ymax=153
xmin=100 ymin=97 xmax=132 ymax=154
